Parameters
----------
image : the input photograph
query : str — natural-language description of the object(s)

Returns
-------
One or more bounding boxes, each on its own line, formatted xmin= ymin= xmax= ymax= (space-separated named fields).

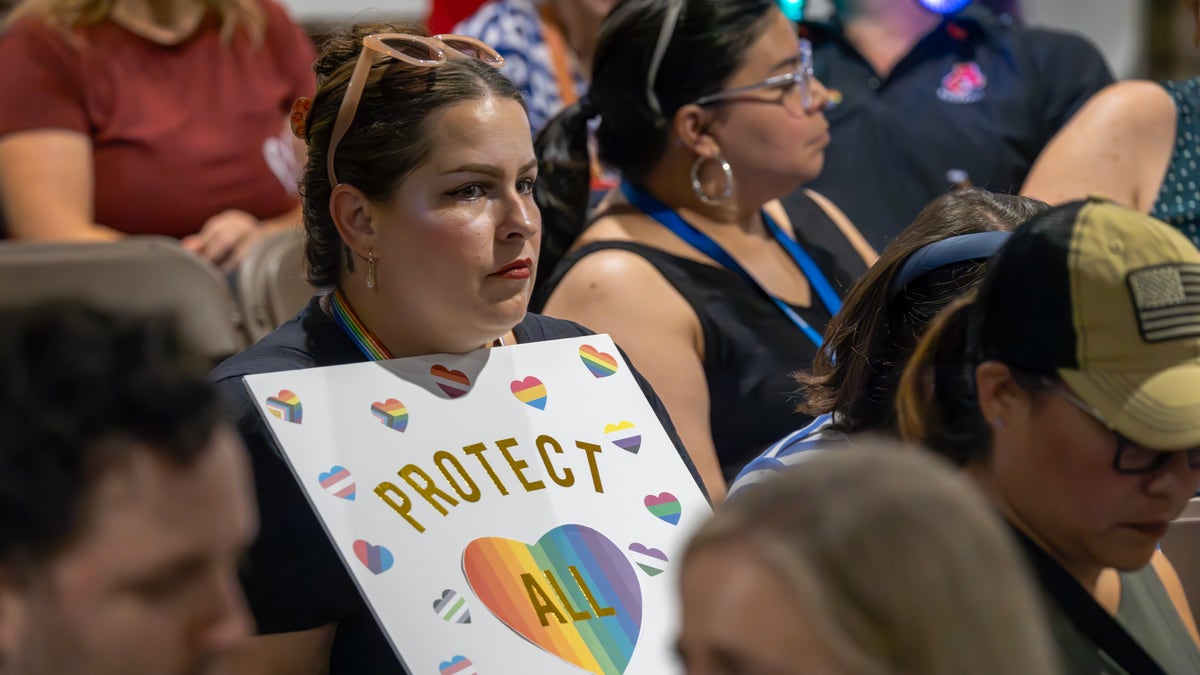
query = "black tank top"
xmin=537 ymin=192 xmax=866 ymax=481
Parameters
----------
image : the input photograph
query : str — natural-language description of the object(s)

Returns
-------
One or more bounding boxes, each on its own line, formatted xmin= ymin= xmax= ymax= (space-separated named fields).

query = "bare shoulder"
xmin=795 ymin=190 xmax=878 ymax=265
xmin=1074 ymin=80 xmax=1176 ymax=135
xmin=542 ymin=246 xmax=698 ymax=338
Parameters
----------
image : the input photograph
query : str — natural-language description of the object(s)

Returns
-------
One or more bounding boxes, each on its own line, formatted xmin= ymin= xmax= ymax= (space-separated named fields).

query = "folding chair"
xmin=236 ymin=228 xmax=314 ymax=343
xmin=0 ymin=237 xmax=248 ymax=361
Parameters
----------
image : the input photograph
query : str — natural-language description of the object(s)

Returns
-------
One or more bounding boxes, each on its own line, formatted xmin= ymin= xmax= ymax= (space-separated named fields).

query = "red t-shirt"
xmin=0 ymin=0 xmax=316 ymax=237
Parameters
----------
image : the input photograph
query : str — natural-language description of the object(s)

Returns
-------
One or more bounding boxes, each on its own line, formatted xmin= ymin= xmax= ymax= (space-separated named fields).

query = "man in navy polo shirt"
xmin=790 ymin=0 xmax=1112 ymax=248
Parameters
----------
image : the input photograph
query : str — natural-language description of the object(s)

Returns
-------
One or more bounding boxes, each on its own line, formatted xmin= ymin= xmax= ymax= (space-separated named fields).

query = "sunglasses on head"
xmin=325 ymin=33 xmax=505 ymax=186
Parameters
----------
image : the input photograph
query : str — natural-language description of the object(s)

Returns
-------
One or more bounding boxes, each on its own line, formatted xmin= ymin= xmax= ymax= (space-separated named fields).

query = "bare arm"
xmin=216 ymin=625 xmax=337 ymax=675
xmin=542 ymin=250 xmax=728 ymax=503
xmin=1150 ymin=548 xmax=1200 ymax=647
xmin=1022 ymin=81 xmax=1177 ymax=212
xmin=0 ymin=129 xmax=121 ymax=242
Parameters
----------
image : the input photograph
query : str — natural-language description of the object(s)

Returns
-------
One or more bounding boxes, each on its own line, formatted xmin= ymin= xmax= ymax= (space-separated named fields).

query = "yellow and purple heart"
xmin=370 ymin=398 xmax=408 ymax=432
xmin=627 ymin=543 xmax=669 ymax=577
xmin=438 ymin=656 xmax=477 ymax=675
xmin=265 ymin=389 xmax=302 ymax=424
xmin=433 ymin=588 xmax=472 ymax=624
xmin=353 ymin=539 xmax=393 ymax=575
xmin=644 ymin=492 xmax=681 ymax=526
xmin=510 ymin=376 xmax=548 ymax=410
xmin=318 ymin=465 xmax=356 ymax=500
xmin=579 ymin=345 xmax=619 ymax=378
xmin=430 ymin=364 xmax=471 ymax=399
xmin=463 ymin=524 xmax=641 ymax=675
xmin=603 ymin=421 xmax=641 ymax=454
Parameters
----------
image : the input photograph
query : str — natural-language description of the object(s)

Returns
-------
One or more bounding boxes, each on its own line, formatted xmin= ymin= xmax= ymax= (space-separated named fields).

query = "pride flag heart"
xmin=463 ymin=524 xmax=642 ymax=675
xmin=439 ymin=656 xmax=477 ymax=675
xmin=353 ymin=540 xmax=393 ymax=575
xmin=318 ymin=466 xmax=356 ymax=500
xmin=579 ymin=345 xmax=619 ymax=378
xmin=627 ymin=543 xmax=669 ymax=577
xmin=433 ymin=589 xmax=472 ymax=624
xmin=510 ymin=376 xmax=548 ymax=410
xmin=604 ymin=421 xmax=641 ymax=454
xmin=644 ymin=493 xmax=681 ymax=526
xmin=431 ymin=365 xmax=471 ymax=399
xmin=265 ymin=390 xmax=302 ymax=423
xmin=370 ymin=399 xmax=408 ymax=432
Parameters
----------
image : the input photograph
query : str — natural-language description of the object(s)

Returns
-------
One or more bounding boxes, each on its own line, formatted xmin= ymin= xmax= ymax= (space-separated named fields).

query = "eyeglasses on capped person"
xmin=326 ymin=33 xmax=505 ymax=186
xmin=1050 ymin=382 xmax=1200 ymax=475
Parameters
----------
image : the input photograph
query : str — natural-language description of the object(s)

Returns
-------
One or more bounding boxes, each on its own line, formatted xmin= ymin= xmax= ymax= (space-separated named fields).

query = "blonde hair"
xmin=684 ymin=443 xmax=1060 ymax=675
xmin=6 ymin=0 xmax=266 ymax=44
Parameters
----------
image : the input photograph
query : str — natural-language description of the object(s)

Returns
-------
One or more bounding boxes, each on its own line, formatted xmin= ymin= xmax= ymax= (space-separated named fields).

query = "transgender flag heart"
xmin=318 ymin=466 xmax=356 ymax=500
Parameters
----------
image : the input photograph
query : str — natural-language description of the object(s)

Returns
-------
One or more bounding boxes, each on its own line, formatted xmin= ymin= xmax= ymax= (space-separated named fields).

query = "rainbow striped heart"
xmin=464 ymin=525 xmax=641 ymax=674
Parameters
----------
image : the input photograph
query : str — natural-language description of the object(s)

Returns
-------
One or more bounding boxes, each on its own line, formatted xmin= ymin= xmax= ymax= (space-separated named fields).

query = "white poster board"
xmin=243 ymin=334 xmax=711 ymax=675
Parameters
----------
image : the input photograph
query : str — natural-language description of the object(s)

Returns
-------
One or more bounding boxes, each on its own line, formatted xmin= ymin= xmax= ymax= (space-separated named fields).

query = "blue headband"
xmin=889 ymin=231 xmax=1011 ymax=299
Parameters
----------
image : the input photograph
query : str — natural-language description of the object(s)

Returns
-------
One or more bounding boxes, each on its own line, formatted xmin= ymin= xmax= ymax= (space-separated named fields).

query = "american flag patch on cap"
xmin=1129 ymin=264 xmax=1200 ymax=342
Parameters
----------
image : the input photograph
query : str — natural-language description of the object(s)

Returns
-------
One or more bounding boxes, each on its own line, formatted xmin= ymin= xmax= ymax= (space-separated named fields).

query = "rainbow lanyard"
xmin=329 ymin=289 xmax=392 ymax=361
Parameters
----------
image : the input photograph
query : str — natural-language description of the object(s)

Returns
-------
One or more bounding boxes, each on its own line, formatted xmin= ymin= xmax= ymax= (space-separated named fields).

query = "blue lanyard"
xmin=620 ymin=182 xmax=842 ymax=348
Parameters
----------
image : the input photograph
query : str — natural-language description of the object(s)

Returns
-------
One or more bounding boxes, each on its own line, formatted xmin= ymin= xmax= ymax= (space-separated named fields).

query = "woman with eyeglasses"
xmin=209 ymin=21 xmax=699 ymax=674
xmin=898 ymin=198 xmax=1200 ymax=674
xmin=534 ymin=0 xmax=877 ymax=502
xmin=0 ymin=0 xmax=314 ymax=272
xmin=1022 ymin=0 xmax=1200 ymax=250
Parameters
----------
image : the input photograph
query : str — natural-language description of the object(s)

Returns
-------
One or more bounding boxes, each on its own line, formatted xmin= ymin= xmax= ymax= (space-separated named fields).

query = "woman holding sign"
xmin=211 ymin=21 xmax=699 ymax=674
xmin=534 ymin=0 xmax=876 ymax=501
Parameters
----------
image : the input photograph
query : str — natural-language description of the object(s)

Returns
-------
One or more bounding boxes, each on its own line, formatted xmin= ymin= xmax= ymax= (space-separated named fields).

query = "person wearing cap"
xmin=790 ymin=0 xmax=1112 ymax=250
xmin=728 ymin=188 xmax=1045 ymax=496
xmin=898 ymin=197 xmax=1200 ymax=673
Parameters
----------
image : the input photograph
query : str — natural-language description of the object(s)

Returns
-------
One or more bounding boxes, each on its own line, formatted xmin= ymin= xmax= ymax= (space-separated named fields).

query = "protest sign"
xmin=244 ymin=334 xmax=711 ymax=674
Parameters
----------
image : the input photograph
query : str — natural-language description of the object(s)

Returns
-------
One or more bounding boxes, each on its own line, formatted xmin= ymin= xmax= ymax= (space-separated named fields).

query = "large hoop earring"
xmin=690 ymin=155 xmax=734 ymax=204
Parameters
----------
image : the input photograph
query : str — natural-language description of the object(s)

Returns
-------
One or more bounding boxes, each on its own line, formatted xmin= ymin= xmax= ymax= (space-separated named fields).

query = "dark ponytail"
xmin=533 ymin=98 xmax=598 ymax=300
xmin=895 ymin=294 xmax=989 ymax=466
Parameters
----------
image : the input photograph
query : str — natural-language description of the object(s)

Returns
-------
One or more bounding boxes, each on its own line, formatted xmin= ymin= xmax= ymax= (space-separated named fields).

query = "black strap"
xmin=1009 ymin=524 xmax=1169 ymax=675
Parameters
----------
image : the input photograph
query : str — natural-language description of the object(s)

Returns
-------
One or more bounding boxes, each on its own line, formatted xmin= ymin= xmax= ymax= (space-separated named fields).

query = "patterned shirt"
xmin=1150 ymin=77 xmax=1200 ymax=248
xmin=453 ymin=0 xmax=587 ymax=134
xmin=727 ymin=414 xmax=850 ymax=497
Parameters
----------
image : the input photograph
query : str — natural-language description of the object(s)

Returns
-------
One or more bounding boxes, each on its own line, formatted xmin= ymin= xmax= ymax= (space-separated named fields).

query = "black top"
xmin=538 ymin=192 xmax=866 ymax=483
xmin=210 ymin=297 xmax=699 ymax=674
xmin=801 ymin=5 xmax=1113 ymax=248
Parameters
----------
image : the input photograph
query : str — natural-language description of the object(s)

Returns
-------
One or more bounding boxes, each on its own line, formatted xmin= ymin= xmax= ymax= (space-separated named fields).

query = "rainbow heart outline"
xmin=579 ymin=345 xmax=619 ymax=378
xmin=603 ymin=421 xmax=641 ymax=454
xmin=431 ymin=365 xmax=472 ymax=399
xmin=370 ymin=398 xmax=409 ymax=432
xmin=510 ymin=376 xmax=548 ymax=410
xmin=438 ymin=655 xmax=477 ymax=675
xmin=644 ymin=492 xmax=682 ymax=526
xmin=433 ymin=588 xmax=472 ymax=624
xmin=265 ymin=390 xmax=302 ymax=423
xmin=353 ymin=539 xmax=394 ymax=575
xmin=627 ymin=543 xmax=669 ymax=577
xmin=463 ymin=524 xmax=641 ymax=675
xmin=317 ymin=465 xmax=356 ymax=500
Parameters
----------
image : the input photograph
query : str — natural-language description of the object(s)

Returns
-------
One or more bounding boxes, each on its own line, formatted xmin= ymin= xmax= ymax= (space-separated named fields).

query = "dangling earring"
xmin=689 ymin=154 xmax=734 ymax=204
xmin=366 ymin=249 xmax=376 ymax=290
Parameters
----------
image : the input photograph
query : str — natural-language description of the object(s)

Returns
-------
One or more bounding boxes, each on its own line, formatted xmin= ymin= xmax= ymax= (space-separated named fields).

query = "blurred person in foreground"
xmin=0 ymin=303 xmax=256 ymax=675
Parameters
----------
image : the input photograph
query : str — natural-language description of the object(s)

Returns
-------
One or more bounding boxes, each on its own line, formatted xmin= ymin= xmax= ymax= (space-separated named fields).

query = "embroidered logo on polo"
xmin=1129 ymin=264 xmax=1200 ymax=342
xmin=937 ymin=62 xmax=987 ymax=104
